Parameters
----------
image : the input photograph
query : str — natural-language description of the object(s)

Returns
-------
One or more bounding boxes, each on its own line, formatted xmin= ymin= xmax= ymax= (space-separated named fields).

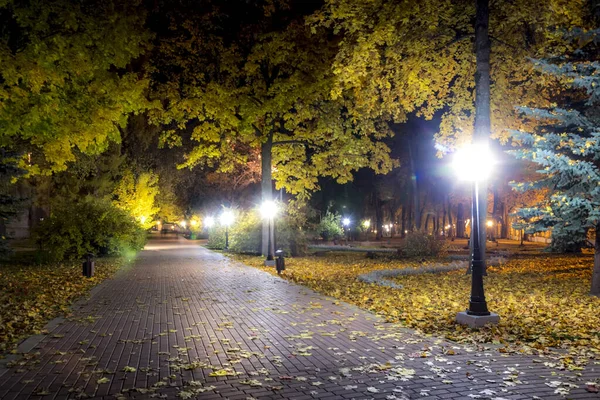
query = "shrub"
xmin=206 ymin=225 xmax=226 ymax=249
xmin=33 ymin=198 xmax=147 ymax=262
xmin=276 ymin=217 xmax=308 ymax=256
xmin=205 ymin=207 xmax=308 ymax=256
xmin=318 ymin=211 xmax=344 ymax=241
xmin=402 ymin=232 xmax=447 ymax=258
xmin=230 ymin=211 xmax=262 ymax=254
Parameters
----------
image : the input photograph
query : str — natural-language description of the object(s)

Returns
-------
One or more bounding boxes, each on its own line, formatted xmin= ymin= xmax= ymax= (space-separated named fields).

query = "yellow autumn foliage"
xmin=236 ymin=253 xmax=600 ymax=353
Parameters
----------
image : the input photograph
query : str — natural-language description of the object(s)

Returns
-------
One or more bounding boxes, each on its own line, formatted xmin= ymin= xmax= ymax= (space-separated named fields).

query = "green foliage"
xmin=206 ymin=226 xmax=227 ymax=250
xmin=276 ymin=217 xmax=308 ymax=257
xmin=317 ymin=211 xmax=344 ymax=241
xmin=205 ymin=208 xmax=307 ymax=256
xmin=401 ymin=232 xmax=447 ymax=258
xmin=509 ymin=28 xmax=600 ymax=254
xmin=33 ymin=199 xmax=147 ymax=262
xmin=0 ymin=0 xmax=152 ymax=174
xmin=230 ymin=211 xmax=262 ymax=254
xmin=113 ymin=170 xmax=160 ymax=229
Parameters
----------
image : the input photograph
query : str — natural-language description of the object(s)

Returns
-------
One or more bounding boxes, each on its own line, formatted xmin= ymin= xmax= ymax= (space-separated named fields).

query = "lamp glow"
xmin=452 ymin=143 xmax=495 ymax=181
xmin=220 ymin=210 xmax=234 ymax=227
xmin=362 ymin=220 xmax=370 ymax=229
xmin=180 ymin=221 xmax=186 ymax=228
xmin=205 ymin=216 xmax=215 ymax=228
xmin=191 ymin=220 xmax=198 ymax=227
xmin=342 ymin=217 xmax=350 ymax=227
xmin=486 ymin=220 xmax=493 ymax=227
xmin=260 ymin=200 xmax=278 ymax=219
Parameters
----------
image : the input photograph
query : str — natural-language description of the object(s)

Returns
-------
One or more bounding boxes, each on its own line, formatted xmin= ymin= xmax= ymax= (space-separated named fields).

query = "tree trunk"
xmin=375 ymin=198 xmax=383 ymax=241
xmin=447 ymin=196 xmax=454 ymax=238
xmin=442 ymin=207 xmax=447 ymax=237
xmin=408 ymin=141 xmax=421 ymax=231
xmin=261 ymin=133 xmax=273 ymax=256
xmin=457 ymin=202 xmax=465 ymax=238
xmin=473 ymin=0 xmax=491 ymax=264
xmin=500 ymin=200 xmax=509 ymax=239
xmin=407 ymin=201 xmax=413 ymax=234
xmin=418 ymin=196 xmax=427 ymax=231
xmin=591 ymin=222 xmax=600 ymax=296
xmin=401 ymin=205 xmax=406 ymax=238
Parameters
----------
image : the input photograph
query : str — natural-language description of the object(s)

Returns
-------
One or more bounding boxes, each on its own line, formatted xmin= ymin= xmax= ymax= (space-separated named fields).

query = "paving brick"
xmin=0 ymin=235 xmax=597 ymax=399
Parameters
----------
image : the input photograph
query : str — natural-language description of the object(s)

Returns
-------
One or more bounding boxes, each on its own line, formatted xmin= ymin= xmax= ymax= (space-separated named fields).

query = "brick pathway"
xmin=0 ymin=236 xmax=598 ymax=399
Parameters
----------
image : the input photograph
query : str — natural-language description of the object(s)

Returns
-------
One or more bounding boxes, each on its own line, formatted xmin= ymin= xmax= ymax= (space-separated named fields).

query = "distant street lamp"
xmin=452 ymin=142 xmax=500 ymax=327
xmin=342 ymin=218 xmax=351 ymax=242
xmin=362 ymin=220 xmax=370 ymax=241
xmin=486 ymin=219 xmax=494 ymax=241
xmin=204 ymin=216 xmax=215 ymax=228
xmin=219 ymin=210 xmax=235 ymax=250
xmin=260 ymin=200 xmax=278 ymax=266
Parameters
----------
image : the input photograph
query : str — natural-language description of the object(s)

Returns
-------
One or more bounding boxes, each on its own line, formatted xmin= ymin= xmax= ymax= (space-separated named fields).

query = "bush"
xmin=318 ymin=211 xmax=344 ymax=241
xmin=401 ymin=232 xmax=447 ymax=258
xmin=276 ymin=217 xmax=308 ymax=256
xmin=205 ymin=208 xmax=308 ymax=256
xmin=206 ymin=225 xmax=227 ymax=249
xmin=33 ymin=199 xmax=147 ymax=262
xmin=230 ymin=211 xmax=262 ymax=254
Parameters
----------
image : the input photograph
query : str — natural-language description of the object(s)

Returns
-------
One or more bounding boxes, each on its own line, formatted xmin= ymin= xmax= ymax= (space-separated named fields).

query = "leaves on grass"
xmin=237 ymin=253 xmax=600 ymax=353
xmin=0 ymin=258 xmax=121 ymax=353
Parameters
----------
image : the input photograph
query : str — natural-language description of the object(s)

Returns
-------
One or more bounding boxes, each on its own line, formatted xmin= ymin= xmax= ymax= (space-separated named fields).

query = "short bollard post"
xmin=275 ymin=249 xmax=285 ymax=275
xmin=82 ymin=253 xmax=95 ymax=278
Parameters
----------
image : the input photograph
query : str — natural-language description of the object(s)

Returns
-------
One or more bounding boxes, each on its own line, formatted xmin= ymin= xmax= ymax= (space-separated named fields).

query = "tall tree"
xmin=0 ymin=0 xmax=152 ymax=174
xmin=510 ymin=28 xmax=600 ymax=295
xmin=309 ymin=0 xmax=591 ymax=148
xmin=149 ymin=0 xmax=394 ymax=254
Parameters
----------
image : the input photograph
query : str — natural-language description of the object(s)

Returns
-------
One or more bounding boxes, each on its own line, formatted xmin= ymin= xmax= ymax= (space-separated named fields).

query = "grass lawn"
xmin=236 ymin=252 xmax=600 ymax=358
xmin=0 ymin=254 xmax=124 ymax=354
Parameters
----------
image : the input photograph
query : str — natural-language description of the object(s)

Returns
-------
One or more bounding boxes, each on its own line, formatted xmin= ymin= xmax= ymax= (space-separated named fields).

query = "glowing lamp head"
xmin=452 ymin=143 xmax=496 ymax=181
xmin=486 ymin=220 xmax=494 ymax=227
xmin=140 ymin=216 xmax=147 ymax=224
xmin=260 ymin=200 xmax=278 ymax=219
xmin=190 ymin=220 xmax=198 ymax=227
xmin=220 ymin=210 xmax=234 ymax=227
xmin=204 ymin=216 xmax=215 ymax=228
xmin=180 ymin=220 xmax=186 ymax=228
xmin=362 ymin=220 xmax=370 ymax=228
xmin=342 ymin=217 xmax=350 ymax=227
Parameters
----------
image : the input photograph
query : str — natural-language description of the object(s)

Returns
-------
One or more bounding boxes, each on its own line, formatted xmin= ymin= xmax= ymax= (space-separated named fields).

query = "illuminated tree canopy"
xmin=309 ymin=0 xmax=592 ymax=150
xmin=0 ymin=0 xmax=152 ymax=174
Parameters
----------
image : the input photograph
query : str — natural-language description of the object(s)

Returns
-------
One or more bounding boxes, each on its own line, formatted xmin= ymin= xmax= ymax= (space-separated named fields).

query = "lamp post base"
xmin=264 ymin=259 xmax=276 ymax=267
xmin=456 ymin=311 xmax=499 ymax=328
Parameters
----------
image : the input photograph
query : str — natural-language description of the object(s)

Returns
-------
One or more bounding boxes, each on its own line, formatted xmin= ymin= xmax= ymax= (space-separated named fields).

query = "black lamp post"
xmin=261 ymin=200 xmax=277 ymax=266
xmin=453 ymin=143 xmax=499 ymax=327
xmin=219 ymin=210 xmax=234 ymax=250
xmin=467 ymin=181 xmax=490 ymax=315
